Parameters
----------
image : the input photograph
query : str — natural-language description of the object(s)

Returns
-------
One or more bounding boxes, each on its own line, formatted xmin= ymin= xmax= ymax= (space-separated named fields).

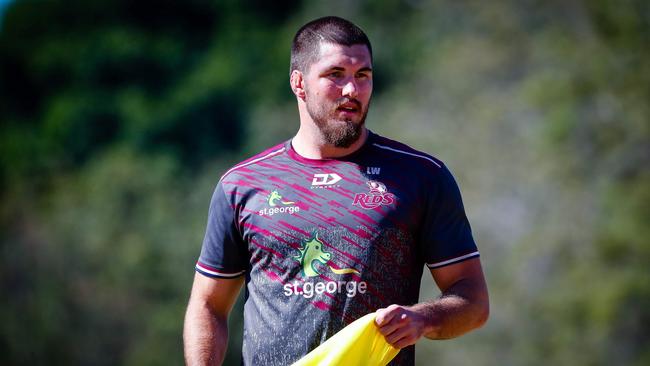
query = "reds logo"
xmin=352 ymin=181 xmax=395 ymax=209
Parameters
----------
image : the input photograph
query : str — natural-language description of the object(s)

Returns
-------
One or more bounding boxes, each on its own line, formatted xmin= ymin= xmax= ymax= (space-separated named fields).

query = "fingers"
xmin=375 ymin=304 xmax=402 ymax=326
xmin=390 ymin=332 xmax=419 ymax=349
xmin=374 ymin=305 xmax=423 ymax=349
xmin=378 ymin=312 xmax=409 ymax=336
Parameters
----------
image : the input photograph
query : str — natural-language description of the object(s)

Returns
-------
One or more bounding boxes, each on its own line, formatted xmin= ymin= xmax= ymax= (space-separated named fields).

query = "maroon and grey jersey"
xmin=195 ymin=131 xmax=479 ymax=366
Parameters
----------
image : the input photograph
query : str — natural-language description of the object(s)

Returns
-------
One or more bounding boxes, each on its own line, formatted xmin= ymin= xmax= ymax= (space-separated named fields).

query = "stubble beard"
xmin=305 ymin=97 xmax=369 ymax=148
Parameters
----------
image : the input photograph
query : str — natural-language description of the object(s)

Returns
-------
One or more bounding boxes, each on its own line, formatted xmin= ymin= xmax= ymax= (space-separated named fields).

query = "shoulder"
xmin=369 ymin=133 xmax=446 ymax=174
xmin=219 ymin=142 xmax=288 ymax=181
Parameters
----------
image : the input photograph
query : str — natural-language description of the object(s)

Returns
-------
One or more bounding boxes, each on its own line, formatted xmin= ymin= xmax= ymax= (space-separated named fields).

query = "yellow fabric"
xmin=291 ymin=312 xmax=400 ymax=366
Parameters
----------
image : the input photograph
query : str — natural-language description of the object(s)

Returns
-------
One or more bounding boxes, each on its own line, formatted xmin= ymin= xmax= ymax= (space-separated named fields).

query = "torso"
xmin=220 ymin=132 xmax=445 ymax=365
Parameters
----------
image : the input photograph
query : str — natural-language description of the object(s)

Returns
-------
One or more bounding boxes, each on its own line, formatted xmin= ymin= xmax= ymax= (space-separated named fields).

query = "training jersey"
xmin=195 ymin=131 xmax=479 ymax=366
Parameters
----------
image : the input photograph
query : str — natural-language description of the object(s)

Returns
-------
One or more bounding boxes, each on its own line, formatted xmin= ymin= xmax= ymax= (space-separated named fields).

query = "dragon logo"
xmin=293 ymin=234 xmax=360 ymax=277
xmin=259 ymin=190 xmax=299 ymax=216
xmin=268 ymin=190 xmax=295 ymax=207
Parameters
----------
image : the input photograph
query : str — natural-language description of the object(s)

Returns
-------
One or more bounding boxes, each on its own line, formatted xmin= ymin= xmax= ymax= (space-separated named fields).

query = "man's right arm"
xmin=183 ymin=273 xmax=244 ymax=366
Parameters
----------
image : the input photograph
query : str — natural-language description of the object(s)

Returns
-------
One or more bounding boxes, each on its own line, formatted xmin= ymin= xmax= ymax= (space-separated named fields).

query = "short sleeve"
xmin=195 ymin=181 xmax=248 ymax=278
xmin=419 ymin=165 xmax=479 ymax=269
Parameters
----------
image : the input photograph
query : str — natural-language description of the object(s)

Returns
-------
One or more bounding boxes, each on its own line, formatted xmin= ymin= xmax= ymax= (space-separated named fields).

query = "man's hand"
xmin=375 ymin=258 xmax=489 ymax=348
xmin=375 ymin=304 xmax=434 ymax=349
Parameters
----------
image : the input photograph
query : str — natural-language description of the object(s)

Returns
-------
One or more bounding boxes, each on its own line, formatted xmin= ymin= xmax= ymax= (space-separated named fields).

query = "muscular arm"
xmin=183 ymin=273 xmax=244 ymax=365
xmin=375 ymin=257 xmax=489 ymax=348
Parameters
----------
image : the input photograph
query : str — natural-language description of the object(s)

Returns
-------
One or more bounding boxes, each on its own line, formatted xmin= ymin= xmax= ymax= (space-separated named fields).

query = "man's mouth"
xmin=336 ymin=100 xmax=361 ymax=113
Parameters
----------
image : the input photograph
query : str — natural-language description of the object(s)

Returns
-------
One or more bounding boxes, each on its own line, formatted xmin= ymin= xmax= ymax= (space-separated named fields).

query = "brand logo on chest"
xmin=311 ymin=173 xmax=342 ymax=187
xmin=259 ymin=190 xmax=300 ymax=216
xmin=352 ymin=181 xmax=396 ymax=209
xmin=284 ymin=233 xmax=366 ymax=299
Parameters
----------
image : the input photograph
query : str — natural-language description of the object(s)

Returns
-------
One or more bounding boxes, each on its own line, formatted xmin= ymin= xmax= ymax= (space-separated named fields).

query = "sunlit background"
xmin=1 ymin=1 xmax=648 ymax=365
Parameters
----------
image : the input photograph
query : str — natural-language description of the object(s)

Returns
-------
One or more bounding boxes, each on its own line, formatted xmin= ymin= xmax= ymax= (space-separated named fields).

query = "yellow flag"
xmin=291 ymin=312 xmax=400 ymax=366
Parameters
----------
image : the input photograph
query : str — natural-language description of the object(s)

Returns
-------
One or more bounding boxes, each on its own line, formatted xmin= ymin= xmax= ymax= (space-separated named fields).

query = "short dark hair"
xmin=290 ymin=16 xmax=372 ymax=74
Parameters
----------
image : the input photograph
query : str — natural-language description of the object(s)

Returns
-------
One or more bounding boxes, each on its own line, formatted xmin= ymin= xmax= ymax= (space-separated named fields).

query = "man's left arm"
xmin=375 ymin=257 xmax=489 ymax=348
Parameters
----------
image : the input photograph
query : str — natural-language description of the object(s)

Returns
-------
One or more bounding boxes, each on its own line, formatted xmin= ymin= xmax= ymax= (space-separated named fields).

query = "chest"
xmin=240 ymin=162 xmax=423 ymax=233
xmin=234 ymin=162 xmax=423 ymax=275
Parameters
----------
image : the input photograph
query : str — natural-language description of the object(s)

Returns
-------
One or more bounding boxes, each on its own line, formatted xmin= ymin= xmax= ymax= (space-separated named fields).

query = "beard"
xmin=305 ymin=96 xmax=369 ymax=148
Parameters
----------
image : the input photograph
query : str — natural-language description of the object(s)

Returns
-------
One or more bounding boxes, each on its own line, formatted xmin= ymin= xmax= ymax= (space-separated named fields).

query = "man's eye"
xmin=328 ymin=71 xmax=343 ymax=78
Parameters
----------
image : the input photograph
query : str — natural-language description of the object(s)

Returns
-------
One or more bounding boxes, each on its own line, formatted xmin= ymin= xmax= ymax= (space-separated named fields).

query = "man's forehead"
xmin=315 ymin=42 xmax=372 ymax=69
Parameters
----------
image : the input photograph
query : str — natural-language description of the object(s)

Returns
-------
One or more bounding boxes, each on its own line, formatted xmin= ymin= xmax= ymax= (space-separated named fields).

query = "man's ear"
xmin=290 ymin=70 xmax=306 ymax=100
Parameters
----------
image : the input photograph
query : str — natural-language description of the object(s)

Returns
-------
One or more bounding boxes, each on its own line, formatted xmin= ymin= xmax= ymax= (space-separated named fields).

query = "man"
xmin=184 ymin=16 xmax=489 ymax=366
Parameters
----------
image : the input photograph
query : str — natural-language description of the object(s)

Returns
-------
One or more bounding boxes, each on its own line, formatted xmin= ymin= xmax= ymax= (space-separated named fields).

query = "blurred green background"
xmin=1 ymin=0 xmax=648 ymax=365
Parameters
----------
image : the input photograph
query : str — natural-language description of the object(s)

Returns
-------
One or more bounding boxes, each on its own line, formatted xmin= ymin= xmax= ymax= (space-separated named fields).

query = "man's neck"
xmin=292 ymin=127 xmax=369 ymax=159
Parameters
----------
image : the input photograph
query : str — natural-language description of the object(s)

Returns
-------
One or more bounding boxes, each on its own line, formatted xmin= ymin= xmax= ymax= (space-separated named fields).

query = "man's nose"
xmin=342 ymin=79 xmax=358 ymax=98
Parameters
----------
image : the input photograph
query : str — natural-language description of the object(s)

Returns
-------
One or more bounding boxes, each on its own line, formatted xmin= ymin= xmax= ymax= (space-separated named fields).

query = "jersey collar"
xmin=286 ymin=130 xmax=376 ymax=166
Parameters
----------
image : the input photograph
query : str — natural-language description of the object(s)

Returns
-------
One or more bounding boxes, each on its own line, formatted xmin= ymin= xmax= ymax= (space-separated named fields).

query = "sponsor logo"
xmin=285 ymin=234 xmax=366 ymax=299
xmin=293 ymin=234 xmax=358 ymax=277
xmin=259 ymin=190 xmax=300 ymax=216
xmin=283 ymin=280 xmax=367 ymax=299
xmin=311 ymin=173 xmax=342 ymax=188
xmin=267 ymin=190 xmax=295 ymax=207
xmin=366 ymin=166 xmax=381 ymax=175
xmin=352 ymin=181 xmax=396 ymax=209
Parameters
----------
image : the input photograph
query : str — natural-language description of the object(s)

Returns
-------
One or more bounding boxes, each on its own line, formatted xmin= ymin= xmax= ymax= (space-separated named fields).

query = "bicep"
xmin=189 ymin=273 xmax=244 ymax=317
xmin=429 ymin=257 xmax=487 ymax=296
